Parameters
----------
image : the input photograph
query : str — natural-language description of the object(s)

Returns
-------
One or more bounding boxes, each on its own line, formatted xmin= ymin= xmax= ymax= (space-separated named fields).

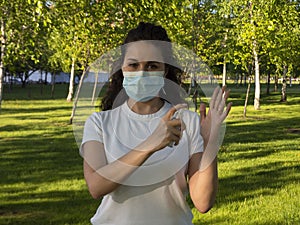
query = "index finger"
xmin=163 ymin=103 xmax=188 ymax=120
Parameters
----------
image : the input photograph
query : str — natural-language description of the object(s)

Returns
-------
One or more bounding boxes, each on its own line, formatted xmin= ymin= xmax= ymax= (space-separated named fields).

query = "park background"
xmin=0 ymin=0 xmax=299 ymax=224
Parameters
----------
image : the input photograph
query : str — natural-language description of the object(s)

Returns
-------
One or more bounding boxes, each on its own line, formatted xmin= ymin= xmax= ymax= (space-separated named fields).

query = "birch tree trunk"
xmin=280 ymin=64 xmax=287 ymax=102
xmin=243 ymin=77 xmax=251 ymax=118
xmin=91 ymin=71 xmax=99 ymax=105
xmin=222 ymin=29 xmax=228 ymax=87
xmin=0 ymin=19 xmax=6 ymax=112
xmin=67 ymin=57 xmax=75 ymax=102
xmin=69 ymin=68 xmax=86 ymax=124
xmin=249 ymin=1 xmax=260 ymax=110
xmin=222 ymin=56 xmax=226 ymax=87
xmin=253 ymin=42 xmax=260 ymax=110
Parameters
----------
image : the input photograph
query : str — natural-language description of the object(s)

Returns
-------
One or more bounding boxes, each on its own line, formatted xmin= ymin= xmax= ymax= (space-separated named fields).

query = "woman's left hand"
xmin=199 ymin=86 xmax=232 ymax=145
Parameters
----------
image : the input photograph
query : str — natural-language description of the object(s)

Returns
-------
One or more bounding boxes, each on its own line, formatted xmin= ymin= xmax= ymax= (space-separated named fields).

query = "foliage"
xmin=0 ymin=0 xmax=299 ymax=103
xmin=1 ymin=0 xmax=49 ymax=83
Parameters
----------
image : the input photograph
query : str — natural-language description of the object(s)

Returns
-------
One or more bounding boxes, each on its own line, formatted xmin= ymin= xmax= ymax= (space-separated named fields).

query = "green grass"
xmin=0 ymin=83 xmax=299 ymax=225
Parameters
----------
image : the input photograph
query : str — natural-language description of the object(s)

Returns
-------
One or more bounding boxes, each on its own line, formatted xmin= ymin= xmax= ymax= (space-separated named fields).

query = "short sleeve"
xmin=182 ymin=111 xmax=204 ymax=156
xmin=80 ymin=113 xmax=103 ymax=156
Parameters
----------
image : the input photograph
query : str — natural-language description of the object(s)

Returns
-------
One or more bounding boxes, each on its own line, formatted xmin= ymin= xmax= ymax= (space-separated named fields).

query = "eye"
xmin=128 ymin=63 xmax=138 ymax=68
xmin=147 ymin=63 xmax=159 ymax=70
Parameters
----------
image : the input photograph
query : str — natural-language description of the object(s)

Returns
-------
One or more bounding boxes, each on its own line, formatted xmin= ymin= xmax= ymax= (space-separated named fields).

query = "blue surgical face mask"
xmin=122 ymin=71 xmax=165 ymax=102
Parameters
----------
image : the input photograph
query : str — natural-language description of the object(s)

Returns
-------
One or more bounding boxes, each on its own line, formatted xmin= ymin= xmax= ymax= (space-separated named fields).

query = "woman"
xmin=81 ymin=22 xmax=231 ymax=225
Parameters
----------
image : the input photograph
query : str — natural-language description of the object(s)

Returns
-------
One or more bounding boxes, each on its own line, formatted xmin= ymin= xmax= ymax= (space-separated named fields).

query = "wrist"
xmin=134 ymin=141 xmax=157 ymax=156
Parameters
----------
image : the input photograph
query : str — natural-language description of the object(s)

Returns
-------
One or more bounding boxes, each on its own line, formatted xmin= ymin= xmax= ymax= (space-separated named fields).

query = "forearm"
xmin=189 ymin=157 xmax=218 ymax=213
xmin=189 ymin=140 xmax=219 ymax=213
xmin=85 ymin=146 xmax=153 ymax=199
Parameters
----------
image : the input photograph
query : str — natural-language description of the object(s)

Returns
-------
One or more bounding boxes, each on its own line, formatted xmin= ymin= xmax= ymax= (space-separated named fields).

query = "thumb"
xmin=199 ymin=102 xmax=206 ymax=122
xmin=163 ymin=103 xmax=187 ymax=120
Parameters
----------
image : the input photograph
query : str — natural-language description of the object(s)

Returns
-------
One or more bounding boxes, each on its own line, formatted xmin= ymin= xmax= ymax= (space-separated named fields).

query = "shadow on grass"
xmin=0 ymin=124 xmax=29 ymax=132
xmin=218 ymin=162 xmax=299 ymax=203
xmin=1 ymin=105 xmax=72 ymax=116
xmin=3 ymin=84 xmax=70 ymax=101
xmin=1 ymin=135 xmax=82 ymax=184
xmin=0 ymin=189 xmax=98 ymax=225
xmin=224 ymin=117 xmax=300 ymax=146
xmin=215 ymin=113 xmax=300 ymax=198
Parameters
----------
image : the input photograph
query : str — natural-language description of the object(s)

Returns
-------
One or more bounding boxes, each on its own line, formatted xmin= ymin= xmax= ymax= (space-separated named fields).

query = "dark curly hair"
xmin=101 ymin=22 xmax=184 ymax=111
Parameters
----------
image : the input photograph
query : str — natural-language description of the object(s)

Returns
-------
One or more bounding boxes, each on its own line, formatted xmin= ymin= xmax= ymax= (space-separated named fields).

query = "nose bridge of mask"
xmin=123 ymin=70 xmax=164 ymax=77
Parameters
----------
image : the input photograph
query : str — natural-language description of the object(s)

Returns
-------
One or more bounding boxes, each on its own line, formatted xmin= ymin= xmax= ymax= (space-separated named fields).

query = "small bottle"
xmin=168 ymin=108 xmax=185 ymax=147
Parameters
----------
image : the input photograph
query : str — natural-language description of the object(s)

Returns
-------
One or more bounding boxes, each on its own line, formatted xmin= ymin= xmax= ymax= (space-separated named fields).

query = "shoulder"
xmin=181 ymin=109 xmax=201 ymax=136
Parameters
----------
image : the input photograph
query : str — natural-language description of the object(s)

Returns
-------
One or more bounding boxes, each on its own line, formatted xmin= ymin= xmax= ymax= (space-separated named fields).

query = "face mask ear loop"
xmin=161 ymin=68 xmax=167 ymax=96
xmin=162 ymin=67 xmax=168 ymax=95
xmin=162 ymin=78 xmax=167 ymax=95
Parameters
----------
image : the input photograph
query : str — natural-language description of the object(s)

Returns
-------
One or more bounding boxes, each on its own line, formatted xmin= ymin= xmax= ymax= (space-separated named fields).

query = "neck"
xmin=127 ymin=97 xmax=164 ymax=115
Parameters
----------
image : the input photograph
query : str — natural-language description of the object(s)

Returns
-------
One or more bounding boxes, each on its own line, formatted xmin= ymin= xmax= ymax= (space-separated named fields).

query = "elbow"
xmin=191 ymin=192 xmax=216 ymax=214
xmin=87 ymin=184 xmax=104 ymax=200
xmin=189 ymin=182 xmax=218 ymax=214
xmin=90 ymin=190 xmax=103 ymax=200
xmin=194 ymin=202 xmax=214 ymax=214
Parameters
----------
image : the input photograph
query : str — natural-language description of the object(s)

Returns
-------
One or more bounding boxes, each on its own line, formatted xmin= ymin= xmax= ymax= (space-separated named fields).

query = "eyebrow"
xmin=126 ymin=58 xmax=138 ymax=62
xmin=125 ymin=59 xmax=162 ymax=64
xmin=148 ymin=61 xmax=161 ymax=64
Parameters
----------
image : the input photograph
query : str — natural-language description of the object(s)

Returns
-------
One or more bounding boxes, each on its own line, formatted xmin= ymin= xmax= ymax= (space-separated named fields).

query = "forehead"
xmin=124 ymin=41 xmax=164 ymax=62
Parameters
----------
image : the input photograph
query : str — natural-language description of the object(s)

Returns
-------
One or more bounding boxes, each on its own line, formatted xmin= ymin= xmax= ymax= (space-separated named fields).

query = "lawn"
xmin=0 ymin=83 xmax=299 ymax=225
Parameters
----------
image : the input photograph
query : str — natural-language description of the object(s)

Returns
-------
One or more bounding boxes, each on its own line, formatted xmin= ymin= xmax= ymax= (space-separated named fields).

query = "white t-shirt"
xmin=81 ymin=101 xmax=203 ymax=225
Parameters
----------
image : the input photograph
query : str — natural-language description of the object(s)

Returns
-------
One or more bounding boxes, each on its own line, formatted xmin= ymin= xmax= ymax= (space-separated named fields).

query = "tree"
xmin=0 ymin=0 xmax=48 ymax=109
xmin=268 ymin=0 xmax=300 ymax=101
xmin=0 ymin=15 xmax=6 ymax=111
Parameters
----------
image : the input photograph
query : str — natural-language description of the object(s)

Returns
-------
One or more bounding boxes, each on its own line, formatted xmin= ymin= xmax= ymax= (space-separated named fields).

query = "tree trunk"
xmin=0 ymin=18 xmax=6 ymax=111
xmin=266 ymin=70 xmax=270 ymax=95
xmin=9 ymin=75 xmax=13 ymax=91
xmin=240 ymin=73 xmax=243 ymax=86
xmin=51 ymin=72 xmax=56 ymax=99
xmin=280 ymin=64 xmax=287 ymax=102
xmin=222 ymin=56 xmax=226 ymax=87
xmin=274 ymin=74 xmax=278 ymax=92
xmin=40 ymin=70 xmax=43 ymax=95
xmin=91 ymin=71 xmax=99 ymax=105
xmin=253 ymin=41 xmax=260 ymax=110
xmin=67 ymin=58 xmax=75 ymax=102
xmin=249 ymin=1 xmax=260 ymax=110
xmin=69 ymin=68 xmax=87 ymax=124
xmin=44 ymin=71 xmax=48 ymax=84
xmin=222 ymin=26 xmax=228 ymax=87
xmin=243 ymin=77 xmax=251 ymax=118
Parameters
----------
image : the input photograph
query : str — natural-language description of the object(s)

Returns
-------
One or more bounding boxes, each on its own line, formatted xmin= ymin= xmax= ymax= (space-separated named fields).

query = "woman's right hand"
xmin=136 ymin=104 xmax=187 ymax=153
